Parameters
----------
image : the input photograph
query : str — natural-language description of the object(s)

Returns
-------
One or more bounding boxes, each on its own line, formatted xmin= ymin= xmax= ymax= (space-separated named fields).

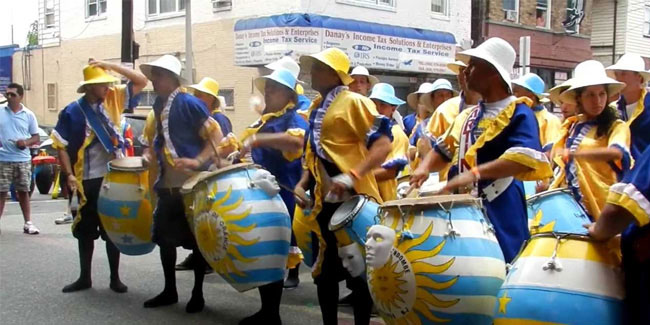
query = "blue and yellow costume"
xmin=549 ymin=114 xmax=632 ymax=219
xmin=616 ymin=88 xmax=650 ymax=159
xmin=403 ymin=112 xmax=418 ymax=137
xmin=377 ymin=123 xmax=409 ymax=201
xmin=532 ymin=104 xmax=562 ymax=152
xmin=211 ymin=108 xmax=232 ymax=136
xmin=434 ymin=97 xmax=553 ymax=262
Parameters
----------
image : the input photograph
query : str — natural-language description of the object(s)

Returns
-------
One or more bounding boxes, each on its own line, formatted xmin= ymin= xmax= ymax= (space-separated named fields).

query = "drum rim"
xmin=380 ymin=194 xmax=479 ymax=209
xmin=510 ymin=231 xmax=594 ymax=263
xmin=180 ymin=162 xmax=261 ymax=193
xmin=108 ymin=157 xmax=148 ymax=172
xmin=328 ymin=195 xmax=369 ymax=231
xmin=526 ymin=188 xmax=572 ymax=202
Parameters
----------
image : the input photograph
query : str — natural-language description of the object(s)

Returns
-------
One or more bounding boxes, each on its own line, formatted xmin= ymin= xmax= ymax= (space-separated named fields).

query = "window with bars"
xmin=431 ymin=0 xmax=448 ymax=16
xmin=503 ymin=0 xmax=519 ymax=22
xmin=47 ymin=83 xmax=57 ymax=110
xmin=220 ymin=88 xmax=235 ymax=110
xmin=645 ymin=5 xmax=650 ymax=37
xmin=135 ymin=90 xmax=157 ymax=107
xmin=336 ymin=0 xmax=396 ymax=9
xmin=45 ymin=0 xmax=55 ymax=28
xmin=86 ymin=0 xmax=107 ymax=18
xmin=536 ymin=0 xmax=550 ymax=28
xmin=147 ymin=0 xmax=185 ymax=17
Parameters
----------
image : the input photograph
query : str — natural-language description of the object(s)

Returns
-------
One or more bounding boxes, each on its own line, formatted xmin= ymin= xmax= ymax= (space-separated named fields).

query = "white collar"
xmin=482 ymin=96 xmax=517 ymax=118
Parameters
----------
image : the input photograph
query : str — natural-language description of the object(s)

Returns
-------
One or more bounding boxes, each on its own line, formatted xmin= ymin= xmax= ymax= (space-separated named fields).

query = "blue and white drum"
xmin=181 ymin=163 xmax=291 ymax=292
xmin=527 ymin=188 xmax=591 ymax=235
xmin=372 ymin=195 xmax=506 ymax=324
xmin=493 ymin=233 xmax=624 ymax=324
xmin=329 ymin=195 xmax=379 ymax=249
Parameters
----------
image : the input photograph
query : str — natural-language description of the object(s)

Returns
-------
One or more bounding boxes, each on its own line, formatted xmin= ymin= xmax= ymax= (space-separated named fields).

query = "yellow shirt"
xmin=377 ymin=124 xmax=409 ymax=201
xmin=534 ymin=106 xmax=562 ymax=151
xmin=550 ymin=116 xmax=632 ymax=218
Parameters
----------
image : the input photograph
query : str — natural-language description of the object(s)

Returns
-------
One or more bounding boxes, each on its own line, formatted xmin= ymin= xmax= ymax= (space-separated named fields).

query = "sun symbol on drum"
xmin=368 ymin=221 xmax=459 ymax=325
xmin=194 ymin=184 xmax=260 ymax=281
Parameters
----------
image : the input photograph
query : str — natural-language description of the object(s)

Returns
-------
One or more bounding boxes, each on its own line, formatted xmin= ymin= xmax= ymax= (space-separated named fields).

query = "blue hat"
xmin=254 ymin=68 xmax=297 ymax=95
xmin=369 ymin=83 xmax=406 ymax=106
xmin=511 ymin=73 xmax=548 ymax=98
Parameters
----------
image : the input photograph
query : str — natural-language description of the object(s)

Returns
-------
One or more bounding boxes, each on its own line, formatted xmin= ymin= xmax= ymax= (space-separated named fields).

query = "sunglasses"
xmin=5 ymin=92 xmax=18 ymax=98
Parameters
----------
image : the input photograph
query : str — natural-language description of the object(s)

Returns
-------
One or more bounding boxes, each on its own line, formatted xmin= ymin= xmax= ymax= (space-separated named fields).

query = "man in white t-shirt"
xmin=0 ymin=83 xmax=41 ymax=234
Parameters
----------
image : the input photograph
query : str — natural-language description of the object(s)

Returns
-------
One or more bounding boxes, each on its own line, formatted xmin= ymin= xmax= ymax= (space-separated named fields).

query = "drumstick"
xmin=206 ymin=135 xmax=223 ymax=168
xmin=404 ymin=184 xmax=416 ymax=197
xmin=277 ymin=182 xmax=310 ymax=205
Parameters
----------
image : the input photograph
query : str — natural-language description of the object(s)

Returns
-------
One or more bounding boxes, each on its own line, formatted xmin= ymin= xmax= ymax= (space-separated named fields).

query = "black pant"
xmin=73 ymin=178 xmax=107 ymax=241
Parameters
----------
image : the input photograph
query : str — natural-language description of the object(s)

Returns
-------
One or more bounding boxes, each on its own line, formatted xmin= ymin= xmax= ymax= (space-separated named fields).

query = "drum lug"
xmin=102 ymin=183 xmax=110 ymax=190
xmin=445 ymin=220 xmax=460 ymax=238
xmin=542 ymin=258 xmax=563 ymax=272
xmin=480 ymin=219 xmax=495 ymax=236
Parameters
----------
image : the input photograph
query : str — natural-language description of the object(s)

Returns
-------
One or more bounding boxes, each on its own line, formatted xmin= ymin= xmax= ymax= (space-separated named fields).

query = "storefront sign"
xmin=0 ymin=46 xmax=15 ymax=93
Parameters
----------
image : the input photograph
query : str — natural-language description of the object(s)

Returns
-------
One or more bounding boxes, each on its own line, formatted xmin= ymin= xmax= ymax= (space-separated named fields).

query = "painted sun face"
xmin=366 ymin=225 xmax=397 ymax=268
xmin=338 ymin=243 xmax=366 ymax=278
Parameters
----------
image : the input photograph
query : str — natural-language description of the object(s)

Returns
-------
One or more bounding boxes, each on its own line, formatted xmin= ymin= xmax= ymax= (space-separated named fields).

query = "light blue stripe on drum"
xmin=117 ymin=243 xmax=156 ymax=256
xmin=494 ymin=286 xmax=623 ymax=324
xmin=523 ymin=181 xmax=536 ymax=197
xmin=408 ymin=237 xmax=504 ymax=259
xmin=422 ymin=275 xmax=504 ymax=297
xmin=236 ymin=240 xmax=291 ymax=258
xmin=416 ymin=310 xmax=493 ymax=325
xmin=97 ymin=197 xmax=141 ymax=219
xmin=527 ymin=192 xmax=591 ymax=234
xmin=231 ymin=212 xmax=291 ymax=229
xmin=226 ymin=268 xmax=286 ymax=284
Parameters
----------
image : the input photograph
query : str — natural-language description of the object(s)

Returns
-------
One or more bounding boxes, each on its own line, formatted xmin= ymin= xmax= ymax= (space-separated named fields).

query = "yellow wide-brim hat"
xmin=77 ymin=65 xmax=120 ymax=93
xmin=189 ymin=77 xmax=220 ymax=105
xmin=300 ymin=48 xmax=354 ymax=86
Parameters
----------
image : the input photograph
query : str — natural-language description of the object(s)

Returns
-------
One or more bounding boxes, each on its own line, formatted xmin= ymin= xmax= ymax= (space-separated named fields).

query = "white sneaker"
xmin=23 ymin=221 xmax=40 ymax=235
xmin=55 ymin=214 xmax=74 ymax=225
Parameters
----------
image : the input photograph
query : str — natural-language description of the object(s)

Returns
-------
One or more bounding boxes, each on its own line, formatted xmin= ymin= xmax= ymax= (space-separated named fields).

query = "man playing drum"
xmin=51 ymin=59 xmax=147 ymax=293
xmin=295 ymin=48 xmax=392 ymax=325
xmin=139 ymin=55 xmax=223 ymax=313
xmin=410 ymin=38 xmax=553 ymax=262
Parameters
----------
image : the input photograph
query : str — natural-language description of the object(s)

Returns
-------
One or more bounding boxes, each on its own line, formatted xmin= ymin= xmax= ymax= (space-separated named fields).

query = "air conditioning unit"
xmin=505 ymin=10 xmax=518 ymax=22
xmin=212 ymin=0 xmax=232 ymax=11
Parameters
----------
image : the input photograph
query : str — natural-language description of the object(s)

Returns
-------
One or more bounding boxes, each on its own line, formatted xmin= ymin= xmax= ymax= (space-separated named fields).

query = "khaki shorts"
xmin=0 ymin=161 xmax=32 ymax=192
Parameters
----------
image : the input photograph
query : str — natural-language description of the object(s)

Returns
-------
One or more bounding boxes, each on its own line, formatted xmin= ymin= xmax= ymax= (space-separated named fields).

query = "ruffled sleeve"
xmin=607 ymin=147 xmax=650 ymax=227
xmin=51 ymin=109 xmax=70 ymax=150
xmin=607 ymin=120 xmax=632 ymax=179
xmin=381 ymin=125 xmax=409 ymax=171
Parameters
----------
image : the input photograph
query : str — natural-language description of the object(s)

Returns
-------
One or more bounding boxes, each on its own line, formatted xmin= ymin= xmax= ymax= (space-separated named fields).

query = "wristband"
xmin=349 ymin=169 xmax=361 ymax=181
xmin=470 ymin=166 xmax=481 ymax=181
xmin=562 ymin=148 xmax=570 ymax=164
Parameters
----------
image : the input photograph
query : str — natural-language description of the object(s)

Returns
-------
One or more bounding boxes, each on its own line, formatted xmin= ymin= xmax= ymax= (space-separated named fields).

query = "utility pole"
xmin=121 ymin=0 xmax=134 ymax=68
xmin=184 ymin=0 xmax=194 ymax=83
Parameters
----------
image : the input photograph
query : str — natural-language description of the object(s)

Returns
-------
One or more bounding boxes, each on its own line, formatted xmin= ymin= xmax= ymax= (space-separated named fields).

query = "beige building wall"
xmin=12 ymin=18 xmax=262 ymax=134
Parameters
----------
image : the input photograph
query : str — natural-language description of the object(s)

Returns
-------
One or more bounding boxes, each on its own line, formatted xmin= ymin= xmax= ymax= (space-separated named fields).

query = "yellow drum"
xmin=98 ymin=157 xmax=155 ymax=256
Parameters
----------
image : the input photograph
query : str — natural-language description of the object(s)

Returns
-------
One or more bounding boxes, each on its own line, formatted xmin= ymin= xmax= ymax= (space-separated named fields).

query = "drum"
xmin=527 ymin=188 xmax=591 ymax=235
xmin=329 ymin=195 xmax=379 ymax=249
xmin=370 ymin=195 xmax=506 ymax=325
xmin=98 ymin=157 xmax=155 ymax=256
xmin=523 ymin=181 xmax=537 ymax=198
xmin=181 ymin=163 xmax=291 ymax=292
xmin=493 ymin=233 xmax=624 ymax=324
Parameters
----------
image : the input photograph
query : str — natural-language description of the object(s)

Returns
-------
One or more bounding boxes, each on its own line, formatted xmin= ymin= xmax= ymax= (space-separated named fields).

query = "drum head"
xmin=180 ymin=163 xmax=258 ymax=193
xmin=329 ymin=195 xmax=368 ymax=231
xmin=109 ymin=157 xmax=147 ymax=171
xmin=381 ymin=194 xmax=479 ymax=210
xmin=527 ymin=188 xmax=572 ymax=201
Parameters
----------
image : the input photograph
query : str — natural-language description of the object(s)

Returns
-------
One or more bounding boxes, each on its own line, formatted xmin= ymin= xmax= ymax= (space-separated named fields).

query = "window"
xmin=336 ymin=0 xmax=396 ymax=10
xmin=47 ymin=83 xmax=57 ymax=110
xmin=86 ymin=0 xmax=107 ymax=18
xmin=564 ymin=0 xmax=584 ymax=33
xmin=643 ymin=5 xmax=650 ymax=37
xmin=431 ymin=0 xmax=449 ymax=16
xmin=536 ymin=0 xmax=550 ymax=28
xmin=136 ymin=90 xmax=157 ymax=107
xmin=503 ymin=0 xmax=519 ymax=22
xmin=212 ymin=0 xmax=232 ymax=12
xmin=45 ymin=0 xmax=55 ymax=28
xmin=220 ymin=88 xmax=235 ymax=110
xmin=147 ymin=0 xmax=185 ymax=17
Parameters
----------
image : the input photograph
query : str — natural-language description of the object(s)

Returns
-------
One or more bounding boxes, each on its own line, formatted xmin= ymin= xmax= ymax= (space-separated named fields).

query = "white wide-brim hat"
xmin=548 ymin=80 xmax=572 ymax=105
xmin=406 ymin=82 xmax=434 ymax=109
xmin=447 ymin=60 xmax=467 ymax=75
xmin=421 ymin=78 xmax=458 ymax=109
xmin=605 ymin=53 xmax=650 ymax=83
xmin=140 ymin=54 xmax=185 ymax=84
xmin=457 ymin=37 xmax=516 ymax=92
xmin=265 ymin=56 xmax=302 ymax=81
xmin=560 ymin=60 xmax=626 ymax=105
xmin=350 ymin=66 xmax=379 ymax=87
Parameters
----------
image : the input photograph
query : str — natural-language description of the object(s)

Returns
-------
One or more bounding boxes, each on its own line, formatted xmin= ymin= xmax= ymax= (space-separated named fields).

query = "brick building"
xmin=472 ymin=0 xmax=594 ymax=92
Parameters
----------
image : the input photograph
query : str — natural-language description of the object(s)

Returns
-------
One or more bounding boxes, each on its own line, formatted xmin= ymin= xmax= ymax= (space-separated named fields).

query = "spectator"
xmin=0 ymin=83 xmax=41 ymax=234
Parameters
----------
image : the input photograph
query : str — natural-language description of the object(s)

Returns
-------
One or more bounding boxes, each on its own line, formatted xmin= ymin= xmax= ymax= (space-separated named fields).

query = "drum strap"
xmin=481 ymin=177 xmax=513 ymax=202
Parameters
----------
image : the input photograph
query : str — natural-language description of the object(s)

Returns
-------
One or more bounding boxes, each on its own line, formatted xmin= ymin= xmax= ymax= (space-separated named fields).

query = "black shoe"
xmin=338 ymin=293 xmax=353 ymax=306
xmin=175 ymin=253 xmax=194 ymax=271
xmin=283 ymin=268 xmax=300 ymax=289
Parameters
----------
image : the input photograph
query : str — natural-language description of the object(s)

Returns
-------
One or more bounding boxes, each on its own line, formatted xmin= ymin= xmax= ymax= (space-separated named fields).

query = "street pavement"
xmin=1 ymin=193 xmax=382 ymax=325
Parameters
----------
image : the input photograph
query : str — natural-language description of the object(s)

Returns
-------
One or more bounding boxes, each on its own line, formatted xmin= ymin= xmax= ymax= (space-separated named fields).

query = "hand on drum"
xmin=442 ymin=171 xmax=475 ymax=193
xmin=409 ymin=166 xmax=430 ymax=189
xmin=293 ymin=185 xmax=312 ymax=209
xmin=173 ymin=157 xmax=201 ymax=171
xmin=325 ymin=173 xmax=355 ymax=203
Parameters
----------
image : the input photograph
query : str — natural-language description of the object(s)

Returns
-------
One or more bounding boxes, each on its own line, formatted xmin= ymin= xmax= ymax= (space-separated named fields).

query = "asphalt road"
xmin=0 ymin=193 xmax=380 ymax=325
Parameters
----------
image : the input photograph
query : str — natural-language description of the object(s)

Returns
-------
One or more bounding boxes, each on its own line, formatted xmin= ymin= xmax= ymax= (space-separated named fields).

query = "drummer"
xmin=403 ymin=82 xmax=434 ymax=137
xmin=410 ymin=38 xmax=553 ymax=262
xmin=606 ymin=53 xmax=650 ymax=159
xmin=189 ymin=77 xmax=233 ymax=136
xmin=234 ymin=68 xmax=308 ymax=324
xmin=588 ymin=146 xmax=650 ymax=323
xmin=295 ymin=48 xmax=392 ymax=325
xmin=139 ymin=55 xmax=223 ymax=313
xmin=425 ymin=61 xmax=481 ymax=182
xmin=368 ymin=83 xmax=409 ymax=201
xmin=349 ymin=66 xmax=379 ymax=97
xmin=548 ymin=60 xmax=631 ymax=220
xmin=265 ymin=56 xmax=312 ymax=122
xmin=511 ymin=73 xmax=561 ymax=152
xmin=548 ymin=80 xmax=577 ymax=121
xmin=51 ymin=59 xmax=147 ymax=293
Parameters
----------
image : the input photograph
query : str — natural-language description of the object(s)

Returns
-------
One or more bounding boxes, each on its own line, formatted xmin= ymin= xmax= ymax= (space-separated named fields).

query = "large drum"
xmin=98 ymin=157 xmax=155 ymax=256
xmin=329 ymin=195 xmax=379 ymax=249
xmin=370 ymin=195 xmax=506 ymax=325
xmin=527 ymin=188 xmax=591 ymax=235
xmin=181 ymin=163 xmax=291 ymax=292
xmin=493 ymin=233 xmax=624 ymax=324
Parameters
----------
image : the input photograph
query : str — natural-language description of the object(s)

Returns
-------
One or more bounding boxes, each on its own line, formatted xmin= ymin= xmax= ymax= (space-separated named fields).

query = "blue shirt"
xmin=403 ymin=113 xmax=417 ymax=137
xmin=0 ymin=105 xmax=39 ymax=162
